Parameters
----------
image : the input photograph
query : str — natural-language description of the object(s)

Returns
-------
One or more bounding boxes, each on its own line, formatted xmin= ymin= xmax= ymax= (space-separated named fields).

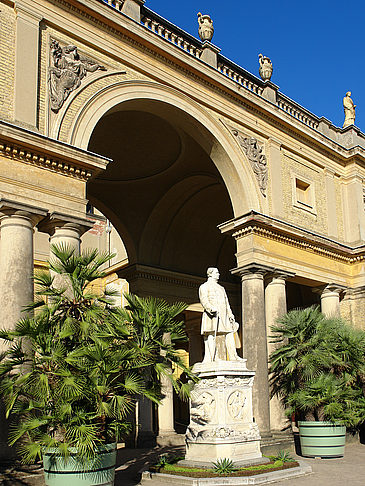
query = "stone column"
xmin=318 ymin=284 xmax=344 ymax=317
xmin=265 ymin=271 xmax=294 ymax=433
xmin=340 ymin=286 xmax=365 ymax=329
xmin=38 ymin=212 xmax=93 ymax=295
xmin=234 ymin=264 xmax=273 ymax=437
xmin=0 ymin=200 xmax=47 ymax=462
xmin=14 ymin=2 xmax=43 ymax=127
xmin=186 ymin=315 xmax=203 ymax=366
xmin=157 ymin=370 xmax=175 ymax=439
xmin=38 ymin=212 xmax=94 ymax=255
xmin=156 ymin=331 xmax=177 ymax=445
xmin=0 ymin=200 xmax=47 ymax=339
xmin=137 ymin=396 xmax=155 ymax=447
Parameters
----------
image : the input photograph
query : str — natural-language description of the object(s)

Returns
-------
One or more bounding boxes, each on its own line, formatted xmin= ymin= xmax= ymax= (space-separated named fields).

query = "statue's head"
xmin=207 ymin=267 xmax=220 ymax=280
xmin=346 ymin=91 xmax=352 ymax=97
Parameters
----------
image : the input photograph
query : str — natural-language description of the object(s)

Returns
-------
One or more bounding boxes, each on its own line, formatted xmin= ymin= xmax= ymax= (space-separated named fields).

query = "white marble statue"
xmin=199 ymin=267 xmax=242 ymax=362
xmin=343 ymin=91 xmax=356 ymax=128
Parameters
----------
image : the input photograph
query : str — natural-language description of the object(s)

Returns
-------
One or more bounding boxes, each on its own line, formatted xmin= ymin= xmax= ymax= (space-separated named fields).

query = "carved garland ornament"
xmin=49 ymin=40 xmax=107 ymax=112
xmin=186 ymin=423 xmax=260 ymax=443
xmin=231 ymin=129 xmax=268 ymax=197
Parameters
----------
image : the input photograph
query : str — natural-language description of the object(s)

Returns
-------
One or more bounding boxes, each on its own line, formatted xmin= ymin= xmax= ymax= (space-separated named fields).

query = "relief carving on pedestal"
xmin=227 ymin=390 xmax=246 ymax=420
xmin=190 ymin=391 xmax=215 ymax=424
xmin=49 ymin=40 xmax=107 ymax=113
xmin=231 ymin=129 xmax=268 ymax=197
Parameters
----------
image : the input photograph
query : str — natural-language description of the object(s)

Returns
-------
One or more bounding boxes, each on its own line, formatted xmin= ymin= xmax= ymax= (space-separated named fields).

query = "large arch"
xmin=67 ymin=80 xmax=261 ymax=218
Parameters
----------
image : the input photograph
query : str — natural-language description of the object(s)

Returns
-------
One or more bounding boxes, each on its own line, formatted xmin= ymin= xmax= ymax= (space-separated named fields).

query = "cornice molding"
xmin=0 ymin=120 xmax=110 ymax=180
xmin=0 ymin=139 xmax=92 ymax=180
xmin=220 ymin=212 xmax=365 ymax=264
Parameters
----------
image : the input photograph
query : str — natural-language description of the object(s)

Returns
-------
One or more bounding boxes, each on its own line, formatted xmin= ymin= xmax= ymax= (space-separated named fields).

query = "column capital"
xmin=313 ymin=282 xmax=347 ymax=296
xmin=0 ymin=198 xmax=47 ymax=225
xmin=265 ymin=270 xmax=295 ymax=284
xmin=232 ymin=263 xmax=274 ymax=280
xmin=14 ymin=1 xmax=43 ymax=23
xmin=343 ymin=285 xmax=365 ymax=298
xmin=38 ymin=211 xmax=94 ymax=237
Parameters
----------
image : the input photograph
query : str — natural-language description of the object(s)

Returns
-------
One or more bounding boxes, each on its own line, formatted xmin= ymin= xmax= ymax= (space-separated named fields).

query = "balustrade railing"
xmin=142 ymin=8 xmax=202 ymax=58
xmin=277 ymin=93 xmax=319 ymax=129
xmin=101 ymin=0 xmax=124 ymax=11
xmin=217 ymin=61 xmax=264 ymax=96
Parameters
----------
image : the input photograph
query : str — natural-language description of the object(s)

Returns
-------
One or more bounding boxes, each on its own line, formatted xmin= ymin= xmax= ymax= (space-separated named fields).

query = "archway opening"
xmin=87 ymin=100 xmax=237 ymax=287
xmin=86 ymin=99 xmax=240 ymax=436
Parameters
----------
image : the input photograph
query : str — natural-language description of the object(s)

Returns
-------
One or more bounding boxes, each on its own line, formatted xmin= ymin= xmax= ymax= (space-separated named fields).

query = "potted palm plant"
xmin=0 ymin=245 xmax=195 ymax=485
xmin=269 ymin=306 xmax=365 ymax=458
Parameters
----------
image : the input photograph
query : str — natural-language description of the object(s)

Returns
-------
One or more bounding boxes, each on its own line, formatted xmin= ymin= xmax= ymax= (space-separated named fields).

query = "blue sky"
xmin=147 ymin=0 xmax=365 ymax=131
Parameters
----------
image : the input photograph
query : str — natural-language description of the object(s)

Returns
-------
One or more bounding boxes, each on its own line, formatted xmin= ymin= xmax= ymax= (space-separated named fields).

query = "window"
xmin=296 ymin=179 xmax=311 ymax=207
xmin=292 ymin=176 xmax=316 ymax=214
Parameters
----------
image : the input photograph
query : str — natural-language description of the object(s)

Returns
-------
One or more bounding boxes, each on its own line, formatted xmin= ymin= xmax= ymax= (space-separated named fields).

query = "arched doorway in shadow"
xmin=86 ymin=98 xmax=245 ymax=436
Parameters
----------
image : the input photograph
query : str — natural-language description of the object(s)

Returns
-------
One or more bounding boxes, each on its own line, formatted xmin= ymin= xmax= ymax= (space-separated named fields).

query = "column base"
xmin=157 ymin=432 xmax=185 ymax=447
xmin=137 ymin=431 xmax=156 ymax=448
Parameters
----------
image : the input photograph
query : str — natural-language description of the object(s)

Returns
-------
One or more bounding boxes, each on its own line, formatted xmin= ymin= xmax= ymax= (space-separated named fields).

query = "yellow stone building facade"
xmin=0 ymin=0 xmax=364 ymax=452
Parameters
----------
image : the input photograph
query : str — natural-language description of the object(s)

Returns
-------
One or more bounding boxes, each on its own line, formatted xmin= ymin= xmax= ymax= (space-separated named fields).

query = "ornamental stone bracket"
xmin=48 ymin=39 xmax=107 ymax=113
xmin=225 ymin=125 xmax=268 ymax=197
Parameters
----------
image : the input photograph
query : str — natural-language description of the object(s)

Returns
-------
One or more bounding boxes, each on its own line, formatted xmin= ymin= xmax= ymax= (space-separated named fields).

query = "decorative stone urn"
xmin=184 ymin=361 xmax=264 ymax=466
xmin=198 ymin=12 xmax=214 ymax=42
xmin=258 ymin=53 xmax=273 ymax=82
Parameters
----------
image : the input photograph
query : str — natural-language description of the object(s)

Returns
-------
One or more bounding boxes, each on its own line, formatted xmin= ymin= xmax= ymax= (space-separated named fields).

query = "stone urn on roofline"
xmin=198 ymin=12 xmax=214 ymax=42
xmin=258 ymin=53 xmax=273 ymax=82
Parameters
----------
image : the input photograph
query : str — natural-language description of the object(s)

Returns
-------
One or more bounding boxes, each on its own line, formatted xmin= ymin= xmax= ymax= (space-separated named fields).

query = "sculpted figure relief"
xmin=199 ymin=268 xmax=243 ymax=362
xmin=49 ymin=40 xmax=106 ymax=112
xmin=343 ymin=91 xmax=356 ymax=128
xmin=232 ymin=130 xmax=268 ymax=197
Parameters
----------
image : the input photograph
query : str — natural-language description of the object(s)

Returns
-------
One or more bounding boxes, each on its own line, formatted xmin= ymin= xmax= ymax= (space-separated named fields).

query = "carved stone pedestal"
xmin=184 ymin=361 xmax=264 ymax=466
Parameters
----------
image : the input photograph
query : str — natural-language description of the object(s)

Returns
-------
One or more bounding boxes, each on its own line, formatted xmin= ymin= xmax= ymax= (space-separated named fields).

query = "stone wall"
xmin=281 ymin=151 xmax=328 ymax=235
xmin=0 ymin=2 xmax=15 ymax=122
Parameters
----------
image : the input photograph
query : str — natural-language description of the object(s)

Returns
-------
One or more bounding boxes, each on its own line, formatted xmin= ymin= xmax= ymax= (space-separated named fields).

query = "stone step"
xmin=260 ymin=434 xmax=295 ymax=456
xmin=156 ymin=433 xmax=185 ymax=447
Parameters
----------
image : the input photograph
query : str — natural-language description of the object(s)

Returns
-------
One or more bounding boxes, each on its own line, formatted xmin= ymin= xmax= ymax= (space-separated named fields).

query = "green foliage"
xmin=269 ymin=306 xmax=365 ymax=426
xmin=273 ymin=450 xmax=293 ymax=463
xmin=212 ymin=458 xmax=237 ymax=475
xmin=154 ymin=453 xmax=184 ymax=468
xmin=0 ymin=244 xmax=197 ymax=465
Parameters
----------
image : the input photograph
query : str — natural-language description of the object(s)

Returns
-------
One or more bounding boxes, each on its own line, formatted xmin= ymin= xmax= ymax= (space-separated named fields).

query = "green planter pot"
xmin=298 ymin=421 xmax=346 ymax=458
xmin=43 ymin=443 xmax=117 ymax=486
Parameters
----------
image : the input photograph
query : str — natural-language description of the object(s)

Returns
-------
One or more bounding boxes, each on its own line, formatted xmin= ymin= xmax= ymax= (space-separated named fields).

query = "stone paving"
xmin=1 ymin=443 xmax=364 ymax=485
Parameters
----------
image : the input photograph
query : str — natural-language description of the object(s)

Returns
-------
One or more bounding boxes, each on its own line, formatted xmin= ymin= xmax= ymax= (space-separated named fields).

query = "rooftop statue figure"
xmin=199 ymin=267 xmax=243 ymax=362
xmin=258 ymin=54 xmax=273 ymax=82
xmin=197 ymin=12 xmax=214 ymax=42
xmin=343 ymin=91 xmax=356 ymax=128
